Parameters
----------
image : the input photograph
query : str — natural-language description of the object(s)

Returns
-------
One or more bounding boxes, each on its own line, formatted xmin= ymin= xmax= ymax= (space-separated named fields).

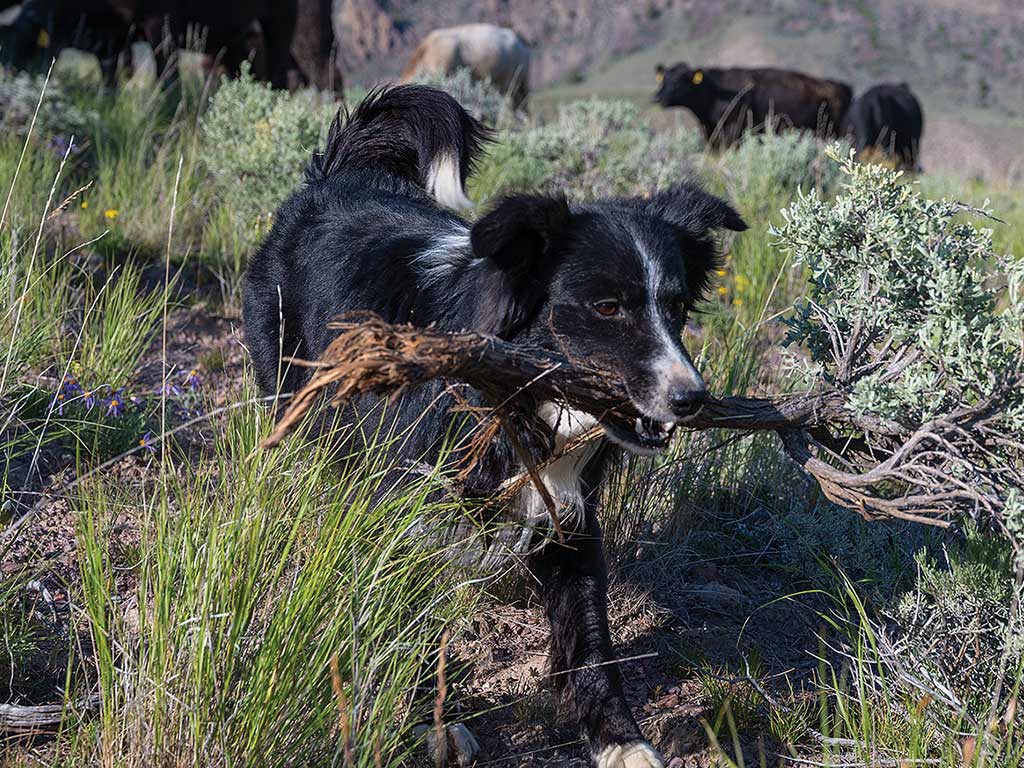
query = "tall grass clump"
xmin=1 ymin=102 xmax=79 ymax=479
xmin=77 ymin=86 xmax=208 ymax=258
xmin=68 ymin=399 xmax=481 ymax=766
xmin=716 ymin=128 xmax=849 ymax=218
xmin=804 ymin=572 xmax=1024 ymax=768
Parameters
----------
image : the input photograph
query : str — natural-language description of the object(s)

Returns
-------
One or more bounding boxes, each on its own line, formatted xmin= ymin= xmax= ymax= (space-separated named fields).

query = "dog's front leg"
xmin=528 ymin=507 xmax=664 ymax=768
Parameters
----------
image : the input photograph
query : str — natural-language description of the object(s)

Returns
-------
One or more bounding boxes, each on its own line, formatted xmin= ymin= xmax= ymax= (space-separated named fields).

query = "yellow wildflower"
xmin=735 ymin=275 xmax=750 ymax=292
xmin=80 ymin=200 xmax=89 ymax=210
xmin=104 ymin=208 xmax=119 ymax=220
xmin=716 ymin=285 xmax=728 ymax=296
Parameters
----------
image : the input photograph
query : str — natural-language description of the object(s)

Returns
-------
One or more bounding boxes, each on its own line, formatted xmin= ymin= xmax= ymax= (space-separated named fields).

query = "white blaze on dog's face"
xmin=634 ymin=230 xmax=708 ymax=421
xmin=468 ymin=186 xmax=746 ymax=455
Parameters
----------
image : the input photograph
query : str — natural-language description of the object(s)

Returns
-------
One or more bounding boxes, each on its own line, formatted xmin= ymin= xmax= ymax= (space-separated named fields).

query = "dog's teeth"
xmin=662 ymin=421 xmax=674 ymax=432
xmin=635 ymin=417 xmax=644 ymax=434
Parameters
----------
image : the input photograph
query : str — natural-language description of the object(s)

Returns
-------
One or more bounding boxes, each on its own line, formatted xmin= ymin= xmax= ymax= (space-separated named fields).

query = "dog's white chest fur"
xmin=517 ymin=404 xmax=600 ymax=533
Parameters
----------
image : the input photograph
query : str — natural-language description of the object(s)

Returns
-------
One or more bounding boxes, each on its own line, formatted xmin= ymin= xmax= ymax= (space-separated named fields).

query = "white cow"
xmin=402 ymin=23 xmax=530 ymax=108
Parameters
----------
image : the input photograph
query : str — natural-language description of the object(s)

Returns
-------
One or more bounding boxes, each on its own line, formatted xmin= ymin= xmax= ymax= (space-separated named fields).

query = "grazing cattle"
xmin=654 ymin=62 xmax=852 ymax=147
xmin=1 ymin=1 xmax=305 ymax=89
xmin=133 ymin=1 xmax=300 ymax=90
xmin=845 ymin=83 xmax=923 ymax=170
xmin=402 ymin=23 xmax=530 ymax=108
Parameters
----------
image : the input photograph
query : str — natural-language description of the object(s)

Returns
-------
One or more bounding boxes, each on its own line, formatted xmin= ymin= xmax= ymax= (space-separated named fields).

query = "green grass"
xmin=0 ymin=68 xmax=1021 ymax=767
xmin=67 ymin=400 xmax=477 ymax=765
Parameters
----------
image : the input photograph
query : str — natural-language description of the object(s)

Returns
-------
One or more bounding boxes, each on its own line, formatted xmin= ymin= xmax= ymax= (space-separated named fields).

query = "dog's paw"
xmin=414 ymin=723 xmax=480 ymax=767
xmin=594 ymin=741 xmax=665 ymax=768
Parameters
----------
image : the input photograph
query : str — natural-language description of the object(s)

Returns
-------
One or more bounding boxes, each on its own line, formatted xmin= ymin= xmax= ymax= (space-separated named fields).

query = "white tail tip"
xmin=427 ymin=154 xmax=473 ymax=210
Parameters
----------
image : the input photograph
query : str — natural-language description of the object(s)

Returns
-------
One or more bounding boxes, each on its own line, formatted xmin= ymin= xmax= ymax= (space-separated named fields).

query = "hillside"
xmin=337 ymin=0 xmax=1024 ymax=182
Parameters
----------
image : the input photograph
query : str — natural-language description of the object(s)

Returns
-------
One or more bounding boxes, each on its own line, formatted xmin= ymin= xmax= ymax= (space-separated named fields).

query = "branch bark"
xmin=261 ymin=313 xmax=1018 ymax=534
xmin=262 ymin=313 xmax=848 ymax=449
xmin=0 ymin=695 xmax=100 ymax=731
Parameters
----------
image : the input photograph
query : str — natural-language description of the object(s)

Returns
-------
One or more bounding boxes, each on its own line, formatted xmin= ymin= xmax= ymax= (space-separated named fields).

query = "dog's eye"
xmin=593 ymin=300 xmax=621 ymax=317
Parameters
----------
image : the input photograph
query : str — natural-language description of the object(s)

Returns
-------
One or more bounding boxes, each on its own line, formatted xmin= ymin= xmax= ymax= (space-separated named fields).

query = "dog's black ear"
xmin=646 ymin=183 xmax=747 ymax=300
xmin=648 ymin=183 xmax=747 ymax=236
xmin=471 ymin=194 xmax=570 ymax=271
xmin=469 ymin=194 xmax=571 ymax=337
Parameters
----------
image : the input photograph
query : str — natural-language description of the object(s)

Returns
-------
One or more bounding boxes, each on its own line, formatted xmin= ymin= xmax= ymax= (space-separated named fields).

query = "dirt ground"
xmin=451 ymin=563 xmax=816 ymax=766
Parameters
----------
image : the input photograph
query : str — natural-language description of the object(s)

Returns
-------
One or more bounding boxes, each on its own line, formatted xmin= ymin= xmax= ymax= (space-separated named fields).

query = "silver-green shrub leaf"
xmin=471 ymin=98 xmax=704 ymax=203
xmin=774 ymin=147 xmax=1024 ymax=558
xmin=200 ymin=65 xmax=336 ymax=244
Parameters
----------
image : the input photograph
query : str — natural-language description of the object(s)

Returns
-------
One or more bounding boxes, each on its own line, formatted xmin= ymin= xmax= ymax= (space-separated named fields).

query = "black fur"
xmin=307 ymin=84 xmax=492 ymax=188
xmin=844 ymin=82 xmax=924 ymax=171
xmin=243 ymin=85 xmax=746 ymax=764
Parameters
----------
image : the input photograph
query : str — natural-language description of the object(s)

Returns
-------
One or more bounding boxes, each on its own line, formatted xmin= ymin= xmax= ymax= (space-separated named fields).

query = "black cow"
xmin=654 ymin=62 xmax=852 ymax=148
xmin=1 ymin=1 xmax=133 ymax=82
xmin=136 ymin=1 xmax=300 ymax=90
xmin=845 ymin=82 xmax=923 ymax=170
xmin=1 ymin=1 xmax=306 ymax=89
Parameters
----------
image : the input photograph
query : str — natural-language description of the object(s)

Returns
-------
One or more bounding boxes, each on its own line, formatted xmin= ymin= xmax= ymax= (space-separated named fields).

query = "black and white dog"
xmin=244 ymin=86 xmax=746 ymax=767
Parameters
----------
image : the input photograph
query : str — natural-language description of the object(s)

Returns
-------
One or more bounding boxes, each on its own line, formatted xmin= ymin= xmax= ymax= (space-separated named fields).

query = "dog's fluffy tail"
xmin=306 ymin=85 xmax=492 ymax=210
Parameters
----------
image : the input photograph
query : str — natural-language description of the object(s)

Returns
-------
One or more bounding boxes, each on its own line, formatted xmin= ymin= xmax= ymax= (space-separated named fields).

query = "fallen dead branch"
xmin=263 ymin=316 xmax=850 ymax=445
xmin=261 ymin=314 xmax=1023 ymax=540
xmin=0 ymin=694 xmax=100 ymax=731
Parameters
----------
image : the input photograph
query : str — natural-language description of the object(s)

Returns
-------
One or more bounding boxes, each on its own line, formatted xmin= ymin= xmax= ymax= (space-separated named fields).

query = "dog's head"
xmin=469 ymin=183 xmax=747 ymax=455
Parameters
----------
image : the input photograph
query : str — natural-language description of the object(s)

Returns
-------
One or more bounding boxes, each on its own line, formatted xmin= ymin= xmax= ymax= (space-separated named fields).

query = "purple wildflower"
xmin=51 ymin=375 xmax=80 ymax=416
xmin=61 ymin=375 xmax=81 ymax=395
xmin=183 ymin=368 xmax=202 ymax=392
xmin=105 ymin=390 xmax=125 ymax=418
xmin=159 ymin=382 xmax=183 ymax=398
xmin=139 ymin=431 xmax=156 ymax=453
xmin=82 ymin=390 xmax=97 ymax=411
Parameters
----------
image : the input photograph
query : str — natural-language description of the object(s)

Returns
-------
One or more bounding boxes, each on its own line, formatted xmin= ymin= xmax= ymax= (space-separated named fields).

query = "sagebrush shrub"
xmin=200 ymin=65 xmax=336 ymax=245
xmin=772 ymin=148 xmax=1024 ymax=717
xmin=888 ymin=524 xmax=1023 ymax=714
xmin=0 ymin=69 xmax=97 ymax=142
xmin=779 ymin=148 xmax=1024 ymax=430
xmin=471 ymin=98 xmax=704 ymax=203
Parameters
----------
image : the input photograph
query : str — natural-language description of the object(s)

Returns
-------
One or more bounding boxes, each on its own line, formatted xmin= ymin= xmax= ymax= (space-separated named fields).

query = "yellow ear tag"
xmin=656 ymin=71 xmax=664 ymax=83
xmin=692 ymin=70 xmax=704 ymax=85
xmin=37 ymin=29 xmax=50 ymax=48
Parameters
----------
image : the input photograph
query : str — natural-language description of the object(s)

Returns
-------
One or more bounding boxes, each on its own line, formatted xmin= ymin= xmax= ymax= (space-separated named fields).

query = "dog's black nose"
xmin=669 ymin=385 xmax=707 ymax=417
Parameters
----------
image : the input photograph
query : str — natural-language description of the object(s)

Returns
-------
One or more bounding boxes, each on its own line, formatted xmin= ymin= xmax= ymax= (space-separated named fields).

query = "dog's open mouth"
xmin=602 ymin=415 xmax=678 ymax=453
